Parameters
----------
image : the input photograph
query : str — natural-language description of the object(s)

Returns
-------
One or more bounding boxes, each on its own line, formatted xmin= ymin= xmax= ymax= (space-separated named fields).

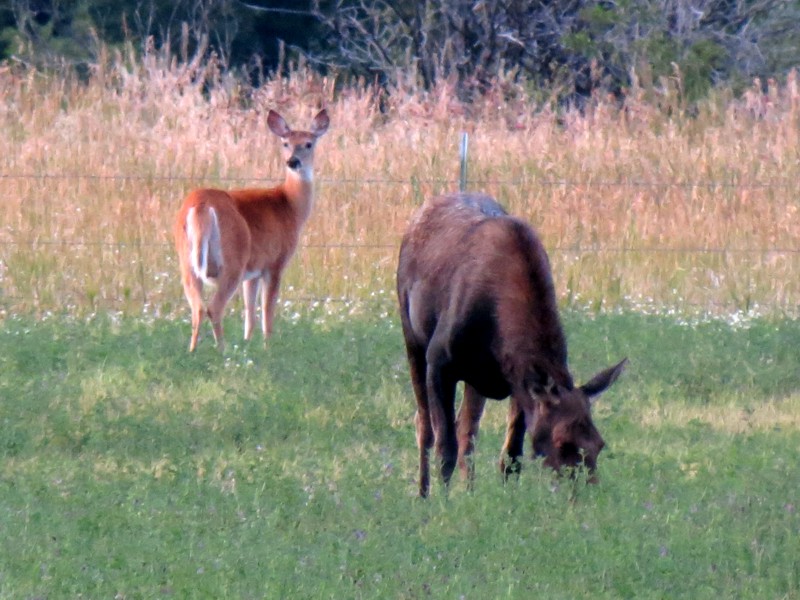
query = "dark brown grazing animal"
xmin=396 ymin=192 xmax=626 ymax=497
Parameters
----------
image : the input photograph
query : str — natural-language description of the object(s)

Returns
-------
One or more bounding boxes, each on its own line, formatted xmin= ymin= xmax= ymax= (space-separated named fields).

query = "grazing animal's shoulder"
xmin=457 ymin=193 xmax=508 ymax=218
xmin=403 ymin=193 xmax=509 ymax=249
xmin=414 ymin=192 xmax=507 ymax=223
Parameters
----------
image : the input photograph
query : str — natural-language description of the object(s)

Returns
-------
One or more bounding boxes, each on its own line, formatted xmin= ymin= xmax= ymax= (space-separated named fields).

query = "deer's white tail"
xmin=186 ymin=206 xmax=223 ymax=283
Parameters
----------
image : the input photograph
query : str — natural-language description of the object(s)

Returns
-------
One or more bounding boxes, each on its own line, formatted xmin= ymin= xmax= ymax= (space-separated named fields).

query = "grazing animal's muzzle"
xmin=572 ymin=460 xmax=600 ymax=484
xmin=576 ymin=455 xmax=601 ymax=484
xmin=287 ymin=157 xmax=301 ymax=170
xmin=559 ymin=463 xmax=599 ymax=484
xmin=540 ymin=445 xmax=601 ymax=484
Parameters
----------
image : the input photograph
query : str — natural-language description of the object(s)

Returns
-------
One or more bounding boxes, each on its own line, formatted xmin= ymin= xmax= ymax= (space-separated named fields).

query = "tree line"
xmin=2 ymin=0 xmax=799 ymax=102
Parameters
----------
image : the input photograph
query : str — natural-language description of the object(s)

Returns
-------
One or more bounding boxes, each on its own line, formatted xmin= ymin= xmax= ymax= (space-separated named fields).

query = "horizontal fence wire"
xmin=1 ymin=171 xmax=799 ymax=190
xmin=1 ymin=171 xmax=798 ymax=313
xmin=0 ymin=240 xmax=798 ymax=255
xmin=0 ymin=169 xmax=798 ymax=255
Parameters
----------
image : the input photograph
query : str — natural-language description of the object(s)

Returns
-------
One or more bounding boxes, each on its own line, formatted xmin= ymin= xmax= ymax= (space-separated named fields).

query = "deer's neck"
xmin=283 ymin=167 xmax=315 ymax=224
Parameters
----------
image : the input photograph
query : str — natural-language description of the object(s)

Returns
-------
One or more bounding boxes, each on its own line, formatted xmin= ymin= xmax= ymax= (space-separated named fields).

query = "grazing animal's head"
xmin=267 ymin=109 xmax=330 ymax=181
xmin=527 ymin=359 xmax=627 ymax=482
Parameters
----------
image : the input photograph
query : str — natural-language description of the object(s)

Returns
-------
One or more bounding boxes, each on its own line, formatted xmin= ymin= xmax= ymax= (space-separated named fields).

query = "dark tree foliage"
xmin=2 ymin=0 xmax=325 ymax=77
xmin=0 ymin=3 xmax=16 ymax=60
xmin=2 ymin=0 xmax=799 ymax=102
xmin=310 ymin=0 xmax=800 ymax=101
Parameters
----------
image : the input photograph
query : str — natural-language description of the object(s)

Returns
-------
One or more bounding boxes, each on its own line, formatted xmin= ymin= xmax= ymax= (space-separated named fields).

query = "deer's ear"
xmin=267 ymin=110 xmax=291 ymax=138
xmin=310 ymin=109 xmax=330 ymax=137
xmin=581 ymin=358 xmax=627 ymax=402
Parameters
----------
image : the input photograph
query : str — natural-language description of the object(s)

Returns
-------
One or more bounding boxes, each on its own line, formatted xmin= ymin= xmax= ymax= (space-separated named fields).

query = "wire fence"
xmin=1 ymin=170 xmax=797 ymax=255
xmin=2 ymin=170 xmax=799 ymax=190
xmin=1 ymin=239 xmax=798 ymax=255
xmin=1 ymin=168 xmax=798 ymax=316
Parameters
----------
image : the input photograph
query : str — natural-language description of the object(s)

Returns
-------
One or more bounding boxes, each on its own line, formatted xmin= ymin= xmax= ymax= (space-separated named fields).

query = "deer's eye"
xmin=305 ymin=142 xmax=313 ymax=149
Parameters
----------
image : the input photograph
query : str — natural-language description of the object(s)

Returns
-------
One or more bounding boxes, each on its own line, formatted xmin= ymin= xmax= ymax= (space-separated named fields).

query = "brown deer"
xmin=174 ymin=109 xmax=329 ymax=351
xmin=396 ymin=192 xmax=626 ymax=497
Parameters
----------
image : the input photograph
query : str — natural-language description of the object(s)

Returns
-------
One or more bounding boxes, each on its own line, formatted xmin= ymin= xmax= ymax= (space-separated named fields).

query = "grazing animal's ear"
xmin=581 ymin=358 xmax=628 ymax=403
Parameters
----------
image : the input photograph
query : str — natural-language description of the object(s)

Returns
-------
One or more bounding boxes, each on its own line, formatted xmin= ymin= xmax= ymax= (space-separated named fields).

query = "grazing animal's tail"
xmin=186 ymin=206 xmax=223 ymax=283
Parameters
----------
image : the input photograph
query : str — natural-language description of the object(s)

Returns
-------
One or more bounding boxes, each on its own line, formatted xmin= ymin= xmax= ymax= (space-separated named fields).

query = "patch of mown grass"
xmin=0 ymin=310 xmax=798 ymax=598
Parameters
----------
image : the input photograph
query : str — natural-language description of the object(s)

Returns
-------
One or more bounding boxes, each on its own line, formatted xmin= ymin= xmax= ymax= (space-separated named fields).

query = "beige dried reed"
xmin=0 ymin=50 xmax=798 ymax=319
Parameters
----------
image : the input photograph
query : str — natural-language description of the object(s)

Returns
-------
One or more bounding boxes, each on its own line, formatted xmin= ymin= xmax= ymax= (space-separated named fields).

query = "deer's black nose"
xmin=287 ymin=157 xmax=301 ymax=170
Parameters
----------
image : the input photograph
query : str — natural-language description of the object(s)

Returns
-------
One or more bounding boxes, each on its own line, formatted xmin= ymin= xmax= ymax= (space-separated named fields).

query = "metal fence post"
xmin=459 ymin=132 xmax=469 ymax=192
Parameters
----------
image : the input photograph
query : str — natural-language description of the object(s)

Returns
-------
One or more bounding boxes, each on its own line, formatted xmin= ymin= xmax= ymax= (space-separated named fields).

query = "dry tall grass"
xmin=0 ymin=49 xmax=798 ymax=319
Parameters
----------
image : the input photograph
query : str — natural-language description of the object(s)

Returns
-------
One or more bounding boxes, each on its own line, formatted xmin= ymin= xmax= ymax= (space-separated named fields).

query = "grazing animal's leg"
xmin=415 ymin=408 xmax=433 ymax=498
xmin=406 ymin=343 xmax=433 ymax=497
xmin=426 ymin=342 xmax=458 ymax=487
xmin=242 ymin=278 xmax=260 ymax=341
xmin=501 ymin=396 xmax=527 ymax=477
xmin=457 ymin=384 xmax=486 ymax=487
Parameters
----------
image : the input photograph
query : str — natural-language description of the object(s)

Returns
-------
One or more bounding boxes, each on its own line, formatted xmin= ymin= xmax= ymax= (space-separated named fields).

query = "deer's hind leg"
xmin=180 ymin=266 xmax=206 ymax=352
xmin=205 ymin=270 xmax=242 ymax=351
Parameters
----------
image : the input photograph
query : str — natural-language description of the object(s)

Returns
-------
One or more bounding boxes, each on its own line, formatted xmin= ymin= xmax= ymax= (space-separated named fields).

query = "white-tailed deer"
xmin=174 ymin=109 xmax=330 ymax=351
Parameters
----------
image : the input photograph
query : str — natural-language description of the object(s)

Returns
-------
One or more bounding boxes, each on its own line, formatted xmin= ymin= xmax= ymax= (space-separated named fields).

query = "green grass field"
xmin=1 ymin=308 xmax=798 ymax=598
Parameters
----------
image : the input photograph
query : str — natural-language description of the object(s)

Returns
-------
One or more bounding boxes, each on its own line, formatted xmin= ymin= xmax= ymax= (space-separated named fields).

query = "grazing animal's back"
xmin=398 ymin=193 xmax=570 ymax=390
